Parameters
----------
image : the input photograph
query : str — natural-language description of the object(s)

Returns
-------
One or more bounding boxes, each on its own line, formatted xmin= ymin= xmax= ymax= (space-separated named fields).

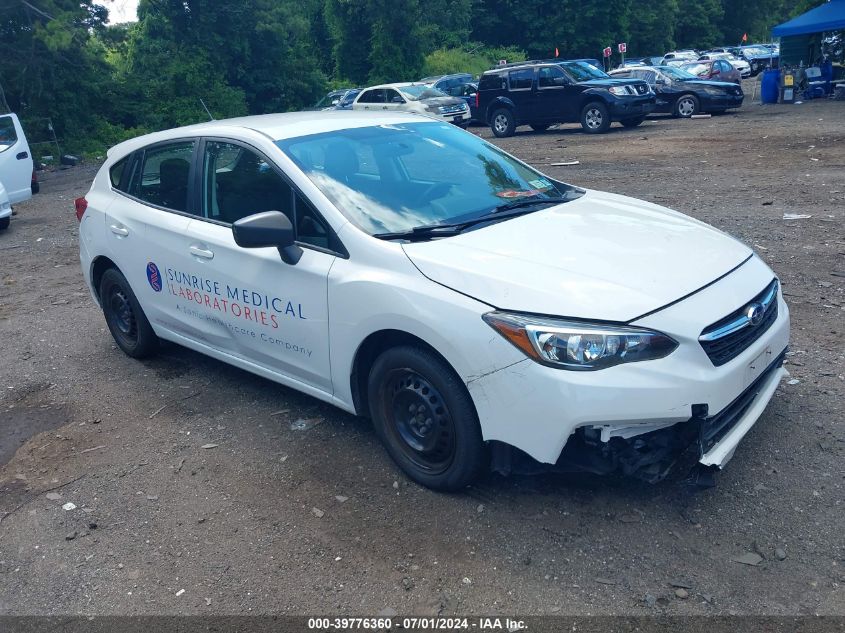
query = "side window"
xmin=538 ymin=66 xmax=566 ymax=88
xmin=0 ymin=115 xmax=18 ymax=152
xmin=109 ymin=157 xmax=128 ymax=189
xmin=358 ymin=90 xmax=375 ymax=104
xmin=202 ymin=141 xmax=293 ymax=225
xmin=385 ymin=89 xmax=403 ymax=104
xmin=508 ymin=69 xmax=533 ymax=91
xmin=130 ymin=141 xmax=195 ymax=213
xmin=293 ymin=192 xmax=331 ymax=249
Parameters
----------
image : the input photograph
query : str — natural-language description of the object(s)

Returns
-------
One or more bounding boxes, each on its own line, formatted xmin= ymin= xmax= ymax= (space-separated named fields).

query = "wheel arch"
xmin=350 ymin=329 xmax=463 ymax=418
xmin=485 ymin=96 xmax=517 ymax=124
xmin=90 ymin=255 xmax=120 ymax=304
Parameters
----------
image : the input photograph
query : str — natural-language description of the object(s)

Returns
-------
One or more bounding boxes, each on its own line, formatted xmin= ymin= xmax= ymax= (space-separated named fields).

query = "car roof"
xmin=106 ymin=111 xmax=434 ymax=158
xmin=363 ymin=82 xmax=428 ymax=90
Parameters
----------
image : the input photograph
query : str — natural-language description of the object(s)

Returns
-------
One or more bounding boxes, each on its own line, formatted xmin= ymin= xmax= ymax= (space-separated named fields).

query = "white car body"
xmin=0 ymin=113 xmax=34 ymax=205
xmin=662 ymin=51 xmax=699 ymax=67
xmin=352 ymin=82 xmax=471 ymax=125
xmin=77 ymin=112 xmax=789 ymax=488
xmin=0 ymin=180 xmax=11 ymax=230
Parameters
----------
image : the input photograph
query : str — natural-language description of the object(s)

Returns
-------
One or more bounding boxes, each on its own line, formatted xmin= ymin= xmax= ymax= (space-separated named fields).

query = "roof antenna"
xmin=199 ymin=98 xmax=215 ymax=121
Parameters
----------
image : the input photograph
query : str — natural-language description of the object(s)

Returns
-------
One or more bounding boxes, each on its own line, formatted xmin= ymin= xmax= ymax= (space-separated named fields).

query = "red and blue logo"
xmin=146 ymin=262 xmax=162 ymax=292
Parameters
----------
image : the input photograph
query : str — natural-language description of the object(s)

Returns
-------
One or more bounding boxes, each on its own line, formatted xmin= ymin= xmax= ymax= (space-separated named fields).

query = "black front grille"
xmin=698 ymin=348 xmax=787 ymax=453
xmin=699 ymin=279 xmax=779 ymax=366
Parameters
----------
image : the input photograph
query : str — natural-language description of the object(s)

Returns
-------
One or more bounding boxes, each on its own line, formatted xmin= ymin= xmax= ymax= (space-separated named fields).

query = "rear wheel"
xmin=368 ymin=346 xmax=487 ymax=491
xmin=530 ymin=123 xmax=550 ymax=132
xmin=0 ymin=217 xmax=9 ymax=231
xmin=490 ymin=108 xmax=516 ymax=138
xmin=620 ymin=115 xmax=646 ymax=128
xmin=100 ymin=268 xmax=159 ymax=358
xmin=673 ymin=94 xmax=699 ymax=118
xmin=580 ymin=102 xmax=611 ymax=133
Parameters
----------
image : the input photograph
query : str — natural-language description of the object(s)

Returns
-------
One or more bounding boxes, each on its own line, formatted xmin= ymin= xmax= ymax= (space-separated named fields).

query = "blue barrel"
xmin=761 ymin=69 xmax=780 ymax=104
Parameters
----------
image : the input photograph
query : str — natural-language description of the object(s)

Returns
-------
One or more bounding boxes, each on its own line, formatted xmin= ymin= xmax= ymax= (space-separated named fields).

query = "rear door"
xmin=0 ymin=114 xmax=34 ymax=204
xmin=506 ymin=68 xmax=537 ymax=123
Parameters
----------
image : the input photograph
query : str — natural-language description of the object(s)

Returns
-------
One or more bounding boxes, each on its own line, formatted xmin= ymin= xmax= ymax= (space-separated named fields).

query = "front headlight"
xmin=483 ymin=312 xmax=678 ymax=371
xmin=609 ymin=86 xmax=631 ymax=96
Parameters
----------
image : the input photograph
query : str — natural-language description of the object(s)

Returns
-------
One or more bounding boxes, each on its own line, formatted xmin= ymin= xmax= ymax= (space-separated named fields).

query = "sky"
xmin=96 ymin=0 xmax=139 ymax=24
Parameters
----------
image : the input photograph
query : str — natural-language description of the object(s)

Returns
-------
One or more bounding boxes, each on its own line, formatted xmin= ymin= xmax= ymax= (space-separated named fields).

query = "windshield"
xmin=743 ymin=46 xmax=770 ymax=56
xmin=660 ymin=66 xmax=698 ymax=80
xmin=399 ymin=85 xmax=447 ymax=100
xmin=276 ymin=122 xmax=569 ymax=235
xmin=559 ymin=61 xmax=609 ymax=81
xmin=681 ymin=63 xmax=708 ymax=75
xmin=314 ymin=91 xmax=344 ymax=109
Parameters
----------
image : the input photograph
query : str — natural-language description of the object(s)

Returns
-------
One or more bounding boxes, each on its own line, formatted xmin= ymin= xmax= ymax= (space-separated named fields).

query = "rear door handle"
xmin=189 ymin=245 xmax=214 ymax=260
xmin=110 ymin=224 xmax=129 ymax=237
xmin=16 ymin=152 xmax=28 ymax=160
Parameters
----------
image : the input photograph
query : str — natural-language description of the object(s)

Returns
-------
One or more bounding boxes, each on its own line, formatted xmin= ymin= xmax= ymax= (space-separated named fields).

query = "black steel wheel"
xmin=368 ymin=346 xmax=486 ymax=490
xmin=100 ymin=268 xmax=159 ymax=358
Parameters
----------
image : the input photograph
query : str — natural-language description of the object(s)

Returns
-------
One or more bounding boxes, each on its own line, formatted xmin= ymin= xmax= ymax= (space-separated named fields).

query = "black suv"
xmin=477 ymin=60 xmax=656 ymax=136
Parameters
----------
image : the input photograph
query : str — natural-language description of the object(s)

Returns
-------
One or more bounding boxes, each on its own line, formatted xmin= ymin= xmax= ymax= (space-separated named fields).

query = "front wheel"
xmin=673 ymin=94 xmax=699 ymax=118
xmin=368 ymin=346 xmax=487 ymax=491
xmin=580 ymin=102 xmax=611 ymax=133
xmin=490 ymin=108 xmax=516 ymax=138
xmin=620 ymin=115 xmax=646 ymax=128
xmin=100 ymin=268 xmax=159 ymax=358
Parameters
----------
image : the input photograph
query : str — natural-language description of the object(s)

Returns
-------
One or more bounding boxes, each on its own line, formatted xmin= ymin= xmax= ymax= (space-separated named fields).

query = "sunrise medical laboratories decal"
xmin=147 ymin=262 xmax=306 ymax=331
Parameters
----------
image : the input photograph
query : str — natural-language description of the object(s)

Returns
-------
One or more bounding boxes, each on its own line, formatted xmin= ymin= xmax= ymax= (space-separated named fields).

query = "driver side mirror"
xmin=233 ymin=211 xmax=302 ymax=265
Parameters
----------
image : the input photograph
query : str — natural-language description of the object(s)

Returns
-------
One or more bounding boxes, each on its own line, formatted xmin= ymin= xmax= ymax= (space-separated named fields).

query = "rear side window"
xmin=109 ymin=158 xmax=128 ymax=189
xmin=0 ymin=116 xmax=18 ymax=153
xmin=508 ymin=69 xmax=533 ymax=90
xmin=130 ymin=141 xmax=196 ymax=213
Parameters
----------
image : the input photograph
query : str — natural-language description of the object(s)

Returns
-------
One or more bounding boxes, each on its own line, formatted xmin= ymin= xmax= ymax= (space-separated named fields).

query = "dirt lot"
xmin=1 ymin=94 xmax=843 ymax=618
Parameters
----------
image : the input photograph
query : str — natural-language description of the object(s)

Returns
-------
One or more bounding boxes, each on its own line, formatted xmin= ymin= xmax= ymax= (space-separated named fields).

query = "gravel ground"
xmin=0 ymin=93 xmax=843 ymax=617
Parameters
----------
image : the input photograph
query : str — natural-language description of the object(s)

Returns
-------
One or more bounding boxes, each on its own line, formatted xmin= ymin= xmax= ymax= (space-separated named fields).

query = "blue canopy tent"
xmin=772 ymin=0 xmax=845 ymax=37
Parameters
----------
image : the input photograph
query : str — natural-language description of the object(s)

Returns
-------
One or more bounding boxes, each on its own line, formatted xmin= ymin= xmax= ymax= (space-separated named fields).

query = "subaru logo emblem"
xmin=745 ymin=302 xmax=764 ymax=326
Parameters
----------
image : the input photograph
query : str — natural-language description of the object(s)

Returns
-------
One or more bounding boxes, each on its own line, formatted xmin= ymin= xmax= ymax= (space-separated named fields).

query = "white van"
xmin=0 ymin=113 xmax=34 ymax=207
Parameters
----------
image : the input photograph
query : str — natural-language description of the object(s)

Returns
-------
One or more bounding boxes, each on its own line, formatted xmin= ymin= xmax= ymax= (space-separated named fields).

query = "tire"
xmin=367 ymin=345 xmax=487 ymax=491
xmin=31 ymin=181 xmax=40 ymax=195
xmin=580 ymin=101 xmax=611 ymax=134
xmin=99 ymin=268 xmax=159 ymax=358
xmin=620 ymin=115 xmax=646 ymax=128
xmin=490 ymin=108 xmax=516 ymax=138
xmin=673 ymin=94 xmax=699 ymax=118
xmin=530 ymin=123 xmax=550 ymax=132
xmin=0 ymin=217 xmax=9 ymax=231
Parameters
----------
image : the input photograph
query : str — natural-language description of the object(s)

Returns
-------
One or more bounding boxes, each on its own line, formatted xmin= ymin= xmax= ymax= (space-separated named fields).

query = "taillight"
xmin=475 ymin=91 xmax=479 ymax=109
xmin=74 ymin=197 xmax=88 ymax=222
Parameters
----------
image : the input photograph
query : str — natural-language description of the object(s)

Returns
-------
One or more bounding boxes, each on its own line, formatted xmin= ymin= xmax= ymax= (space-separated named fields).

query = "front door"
xmin=175 ymin=139 xmax=335 ymax=391
xmin=536 ymin=66 xmax=571 ymax=123
xmin=0 ymin=114 xmax=33 ymax=204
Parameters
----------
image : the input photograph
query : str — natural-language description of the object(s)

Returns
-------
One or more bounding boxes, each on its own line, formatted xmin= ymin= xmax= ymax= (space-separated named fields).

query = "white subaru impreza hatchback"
xmin=77 ymin=112 xmax=789 ymax=490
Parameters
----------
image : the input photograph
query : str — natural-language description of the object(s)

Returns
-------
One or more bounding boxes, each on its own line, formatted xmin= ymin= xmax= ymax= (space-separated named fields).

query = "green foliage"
xmin=423 ymin=45 xmax=528 ymax=78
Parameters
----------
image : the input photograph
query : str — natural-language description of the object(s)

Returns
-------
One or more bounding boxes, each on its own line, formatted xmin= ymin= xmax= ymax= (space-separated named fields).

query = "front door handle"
xmin=110 ymin=224 xmax=129 ymax=237
xmin=16 ymin=151 xmax=28 ymax=160
xmin=189 ymin=245 xmax=214 ymax=260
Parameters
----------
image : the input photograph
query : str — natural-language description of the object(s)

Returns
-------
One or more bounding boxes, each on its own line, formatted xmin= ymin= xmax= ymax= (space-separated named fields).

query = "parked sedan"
xmin=661 ymin=50 xmax=699 ymax=66
xmin=352 ymin=83 xmax=471 ymax=126
xmin=698 ymin=53 xmax=751 ymax=78
xmin=609 ymin=65 xmax=744 ymax=117
xmin=680 ymin=60 xmax=741 ymax=84
xmin=309 ymin=88 xmax=356 ymax=111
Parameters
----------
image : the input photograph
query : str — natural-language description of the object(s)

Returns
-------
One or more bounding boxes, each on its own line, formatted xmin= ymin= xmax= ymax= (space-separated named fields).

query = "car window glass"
xmin=0 ymin=116 xmax=18 ymax=153
xmin=358 ymin=90 xmax=375 ymax=104
xmin=131 ymin=141 xmax=195 ymax=213
xmin=109 ymin=158 xmax=128 ymax=189
xmin=202 ymin=141 xmax=294 ymax=226
xmin=508 ymin=69 xmax=533 ymax=90
xmin=538 ymin=66 xmax=566 ymax=88
xmin=293 ymin=192 xmax=331 ymax=249
xmin=385 ymin=89 xmax=403 ymax=103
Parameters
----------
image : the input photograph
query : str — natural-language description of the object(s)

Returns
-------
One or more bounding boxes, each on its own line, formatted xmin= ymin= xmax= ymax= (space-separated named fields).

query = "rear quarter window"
xmin=109 ymin=157 xmax=128 ymax=189
xmin=0 ymin=116 xmax=18 ymax=153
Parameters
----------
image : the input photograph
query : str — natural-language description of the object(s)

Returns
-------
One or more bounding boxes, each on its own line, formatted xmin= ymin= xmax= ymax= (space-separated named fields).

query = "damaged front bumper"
xmin=488 ymin=348 xmax=787 ymax=483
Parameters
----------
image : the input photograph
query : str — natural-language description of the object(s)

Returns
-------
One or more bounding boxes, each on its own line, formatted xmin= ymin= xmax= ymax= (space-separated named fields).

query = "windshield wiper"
xmin=373 ymin=198 xmax=565 ymax=242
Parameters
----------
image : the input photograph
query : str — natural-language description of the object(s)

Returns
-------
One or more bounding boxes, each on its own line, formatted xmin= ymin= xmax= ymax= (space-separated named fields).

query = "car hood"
xmin=402 ymin=189 xmax=752 ymax=322
xmin=419 ymin=96 xmax=465 ymax=107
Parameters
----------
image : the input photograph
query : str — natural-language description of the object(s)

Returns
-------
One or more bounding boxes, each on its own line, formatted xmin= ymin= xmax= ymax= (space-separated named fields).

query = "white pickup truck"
xmin=0 ymin=113 xmax=34 ymax=230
